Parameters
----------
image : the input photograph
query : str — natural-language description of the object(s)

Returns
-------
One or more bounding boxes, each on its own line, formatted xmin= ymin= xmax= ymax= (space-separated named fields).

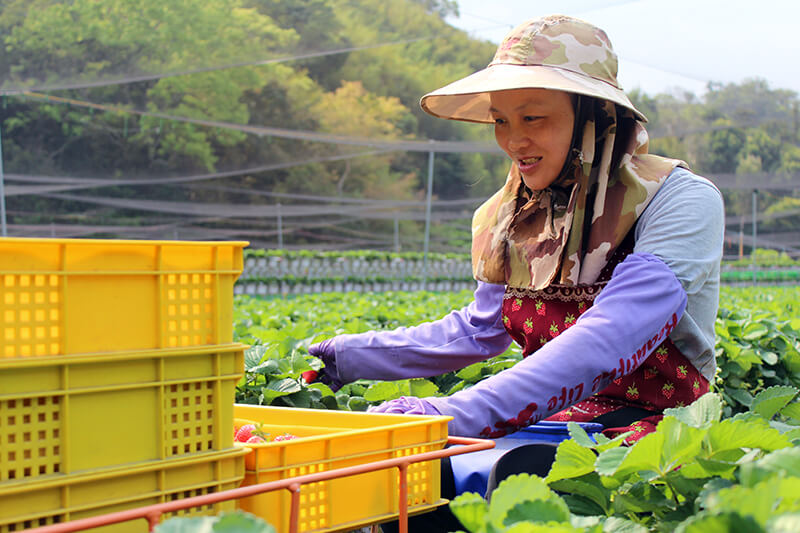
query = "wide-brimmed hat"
xmin=420 ymin=15 xmax=647 ymax=123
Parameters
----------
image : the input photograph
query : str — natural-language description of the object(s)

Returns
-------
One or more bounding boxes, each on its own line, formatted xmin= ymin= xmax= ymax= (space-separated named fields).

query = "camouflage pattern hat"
xmin=420 ymin=15 xmax=646 ymax=123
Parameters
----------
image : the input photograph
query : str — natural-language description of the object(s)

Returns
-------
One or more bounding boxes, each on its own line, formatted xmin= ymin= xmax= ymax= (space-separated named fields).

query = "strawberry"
xmin=301 ymin=370 xmax=318 ymax=384
xmin=246 ymin=435 xmax=267 ymax=444
xmin=511 ymin=298 xmax=522 ymax=312
xmin=644 ymin=367 xmax=659 ymax=380
xmin=626 ymin=385 xmax=639 ymax=400
xmin=662 ymin=382 xmax=675 ymax=399
xmin=655 ymin=346 xmax=669 ymax=363
xmin=676 ymin=365 xmax=688 ymax=379
xmin=577 ymin=301 xmax=586 ymax=314
xmin=274 ymin=433 xmax=297 ymax=442
xmin=502 ymin=315 xmax=510 ymax=326
xmin=535 ymin=300 xmax=545 ymax=316
xmin=549 ymin=322 xmax=560 ymax=338
xmin=235 ymin=424 xmax=257 ymax=443
xmin=692 ymin=379 xmax=701 ymax=398
xmin=523 ymin=318 xmax=534 ymax=334
xmin=564 ymin=313 xmax=576 ymax=327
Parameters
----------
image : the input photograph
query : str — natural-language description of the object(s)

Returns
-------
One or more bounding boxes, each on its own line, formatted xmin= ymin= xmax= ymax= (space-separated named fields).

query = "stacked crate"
xmin=0 ymin=238 xmax=249 ymax=532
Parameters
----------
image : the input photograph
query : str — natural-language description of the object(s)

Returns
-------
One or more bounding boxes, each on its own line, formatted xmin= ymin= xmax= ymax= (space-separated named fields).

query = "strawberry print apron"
xmin=500 ymin=240 xmax=709 ymax=443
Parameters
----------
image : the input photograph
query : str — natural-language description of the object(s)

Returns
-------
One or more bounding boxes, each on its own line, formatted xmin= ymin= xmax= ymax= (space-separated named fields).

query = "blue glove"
xmin=305 ymin=339 xmax=344 ymax=392
xmin=368 ymin=396 xmax=443 ymax=415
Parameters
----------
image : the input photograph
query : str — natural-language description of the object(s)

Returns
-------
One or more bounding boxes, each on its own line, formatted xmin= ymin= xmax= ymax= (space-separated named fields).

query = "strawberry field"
xmin=228 ymin=286 xmax=800 ymax=532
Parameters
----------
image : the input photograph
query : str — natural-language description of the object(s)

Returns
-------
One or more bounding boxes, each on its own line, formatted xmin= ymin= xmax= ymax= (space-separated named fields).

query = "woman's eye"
xmin=524 ymin=115 xmax=540 ymax=122
xmin=493 ymin=118 xmax=506 ymax=125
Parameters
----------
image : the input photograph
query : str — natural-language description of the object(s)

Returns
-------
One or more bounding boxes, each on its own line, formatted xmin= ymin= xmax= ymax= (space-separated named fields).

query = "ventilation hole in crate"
xmin=0 ymin=396 xmax=62 ymax=482
xmin=164 ymin=381 xmax=215 ymax=457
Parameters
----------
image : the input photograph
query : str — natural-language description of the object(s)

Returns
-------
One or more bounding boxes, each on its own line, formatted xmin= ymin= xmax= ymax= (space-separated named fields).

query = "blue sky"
xmin=446 ymin=0 xmax=800 ymax=97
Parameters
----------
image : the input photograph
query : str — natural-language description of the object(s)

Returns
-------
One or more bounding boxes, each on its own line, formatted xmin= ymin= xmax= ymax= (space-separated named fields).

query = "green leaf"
xmin=260 ymin=378 xmax=301 ymax=404
xmin=707 ymin=416 xmax=791 ymax=453
xmin=154 ymin=516 xmax=213 ymax=533
xmin=449 ymin=492 xmax=489 ymax=533
xmin=363 ymin=381 xmax=401 ymax=402
xmin=213 ymin=512 xmax=277 ymax=533
xmin=613 ymin=481 xmax=674 ymax=514
xmin=545 ymin=440 xmax=598 ymax=483
xmin=567 ymin=422 xmax=596 ymax=448
xmin=767 ymin=513 xmax=800 ymax=533
xmin=663 ymin=393 xmax=722 ymax=428
xmin=780 ymin=401 xmax=800 ymax=421
xmin=727 ymin=387 xmax=754 ymax=407
xmin=409 ymin=378 xmax=440 ymax=398
xmin=281 ymin=389 xmax=312 ymax=408
xmin=601 ymin=517 xmax=649 ymax=533
xmin=489 ymin=474 xmax=569 ymax=530
xmin=743 ymin=322 xmax=769 ymax=340
xmin=674 ymin=511 xmax=765 ymax=533
xmin=750 ymin=447 xmax=800 ymax=477
xmin=548 ymin=473 xmax=610 ymax=514
xmin=244 ymin=345 xmax=268 ymax=370
xmin=456 ymin=363 xmax=484 ymax=381
xmin=346 ymin=396 xmax=368 ymax=411
xmin=594 ymin=446 xmax=630 ymax=477
xmin=503 ymin=500 xmax=571 ymax=526
xmin=751 ymin=386 xmax=799 ymax=420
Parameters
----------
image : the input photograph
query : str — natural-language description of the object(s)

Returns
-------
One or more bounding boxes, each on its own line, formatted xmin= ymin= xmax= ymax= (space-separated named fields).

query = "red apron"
xmin=500 ymin=242 xmax=709 ymax=443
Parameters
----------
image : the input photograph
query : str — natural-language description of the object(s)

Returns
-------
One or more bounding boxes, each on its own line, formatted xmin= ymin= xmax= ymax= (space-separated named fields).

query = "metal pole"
xmin=277 ymin=202 xmax=283 ymax=249
xmin=393 ymin=216 xmax=400 ymax=252
xmin=752 ymin=189 xmax=757 ymax=285
xmin=422 ymin=150 xmax=434 ymax=290
xmin=0 ymin=124 xmax=7 ymax=236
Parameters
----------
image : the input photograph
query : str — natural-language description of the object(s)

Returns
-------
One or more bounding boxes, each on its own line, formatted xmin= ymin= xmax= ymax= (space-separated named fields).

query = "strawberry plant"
xmin=450 ymin=391 xmax=800 ymax=533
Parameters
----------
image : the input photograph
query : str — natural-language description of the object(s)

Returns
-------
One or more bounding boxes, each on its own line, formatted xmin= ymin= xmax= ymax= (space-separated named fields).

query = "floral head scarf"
xmin=471 ymin=98 xmax=686 ymax=289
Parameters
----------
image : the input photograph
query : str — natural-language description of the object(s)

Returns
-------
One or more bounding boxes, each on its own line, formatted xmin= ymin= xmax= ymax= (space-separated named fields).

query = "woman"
xmin=308 ymin=13 xmax=723 ymax=527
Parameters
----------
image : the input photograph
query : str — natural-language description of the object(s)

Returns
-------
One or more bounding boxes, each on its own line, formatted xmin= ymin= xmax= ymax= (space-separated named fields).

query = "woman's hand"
xmin=368 ymin=396 xmax=443 ymax=416
xmin=303 ymin=339 xmax=344 ymax=391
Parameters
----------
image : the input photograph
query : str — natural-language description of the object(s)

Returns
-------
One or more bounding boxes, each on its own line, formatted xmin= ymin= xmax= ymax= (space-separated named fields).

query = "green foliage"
xmin=154 ymin=511 xmax=276 ymax=533
xmin=448 ymin=393 xmax=800 ymax=533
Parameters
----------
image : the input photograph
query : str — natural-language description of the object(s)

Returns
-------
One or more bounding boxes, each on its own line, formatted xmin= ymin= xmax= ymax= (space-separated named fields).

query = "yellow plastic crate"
xmin=0 ymin=344 xmax=244 ymax=481
xmin=0 ymin=237 xmax=248 ymax=358
xmin=0 ymin=447 xmax=248 ymax=533
xmin=233 ymin=405 xmax=451 ymax=533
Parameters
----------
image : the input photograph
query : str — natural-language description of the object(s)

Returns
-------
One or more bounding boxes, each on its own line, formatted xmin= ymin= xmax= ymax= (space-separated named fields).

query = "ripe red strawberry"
xmin=535 ymin=300 xmax=546 ymax=316
xmin=644 ymin=367 xmax=659 ymax=380
xmin=246 ymin=435 xmax=267 ymax=444
xmin=655 ymin=346 xmax=669 ymax=363
xmin=577 ymin=301 xmax=587 ymax=314
xmin=676 ymin=365 xmax=688 ymax=379
xmin=549 ymin=322 xmax=560 ymax=338
xmin=523 ymin=318 xmax=534 ymax=334
xmin=235 ymin=424 xmax=257 ymax=443
xmin=274 ymin=433 xmax=297 ymax=442
xmin=301 ymin=370 xmax=318 ymax=384
xmin=626 ymin=385 xmax=639 ymax=400
xmin=511 ymin=298 xmax=522 ymax=312
xmin=564 ymin=313 xmax=576 ymax=327
xmin=662 ymin=382 xmax=675 ymax=399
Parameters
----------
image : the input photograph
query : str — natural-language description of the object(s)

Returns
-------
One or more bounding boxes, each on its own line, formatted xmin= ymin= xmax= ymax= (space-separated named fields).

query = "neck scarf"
xmin=471 ymin=98 xmax=686 ymax=289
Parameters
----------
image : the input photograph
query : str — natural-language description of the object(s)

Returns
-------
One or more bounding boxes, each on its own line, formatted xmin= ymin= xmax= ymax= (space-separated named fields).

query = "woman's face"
xmin=490 ymin=88 xmax=575 ymax=191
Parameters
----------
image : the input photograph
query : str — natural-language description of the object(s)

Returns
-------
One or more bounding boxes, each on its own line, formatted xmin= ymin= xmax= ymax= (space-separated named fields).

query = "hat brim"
xmin=420 ymin=64 xmax=647 ymax=123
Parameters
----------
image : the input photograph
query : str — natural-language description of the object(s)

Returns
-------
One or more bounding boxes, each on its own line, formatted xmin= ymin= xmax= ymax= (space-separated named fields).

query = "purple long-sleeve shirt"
xmin=333 ymin=280 xmax=512 ymax=383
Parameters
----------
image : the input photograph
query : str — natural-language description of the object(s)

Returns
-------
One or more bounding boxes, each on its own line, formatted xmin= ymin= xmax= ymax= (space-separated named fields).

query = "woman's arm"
xmin=315 ymin=281 xmax=513 ymax=384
